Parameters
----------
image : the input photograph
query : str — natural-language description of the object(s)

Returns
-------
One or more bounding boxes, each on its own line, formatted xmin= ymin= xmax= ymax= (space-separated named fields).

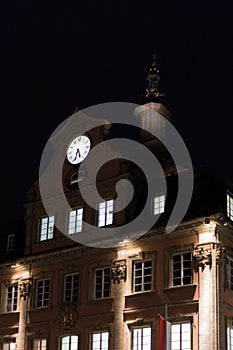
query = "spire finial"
xmin=145 ymin=53 xmax=164 ymax=101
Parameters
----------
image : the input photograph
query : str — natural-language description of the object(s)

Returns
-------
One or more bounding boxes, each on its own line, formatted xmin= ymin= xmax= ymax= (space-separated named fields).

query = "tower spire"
xmin=145 ymin=53 xmax=164 ymax=101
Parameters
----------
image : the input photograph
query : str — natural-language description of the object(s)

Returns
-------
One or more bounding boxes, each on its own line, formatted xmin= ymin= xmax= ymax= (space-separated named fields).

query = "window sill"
xmin=88 ymin=297 xmax=114 ymax=305
xmin=163 ymin=284 xmax=197 ymax=292
xmin=126 ymin=290 xmax=158 ymax=298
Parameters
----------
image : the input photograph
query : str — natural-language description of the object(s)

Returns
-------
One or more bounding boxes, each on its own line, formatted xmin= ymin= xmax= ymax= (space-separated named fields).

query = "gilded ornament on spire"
xmin=145 ymin=53 xmax=164 ymax=100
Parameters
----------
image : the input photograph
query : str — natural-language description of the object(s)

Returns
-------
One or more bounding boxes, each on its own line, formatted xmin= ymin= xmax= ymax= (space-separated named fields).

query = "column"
xmin=17 ymin=279 xmax=31 ymax=350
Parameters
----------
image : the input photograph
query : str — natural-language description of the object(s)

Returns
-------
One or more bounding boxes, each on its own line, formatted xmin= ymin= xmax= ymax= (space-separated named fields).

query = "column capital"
xmin=111 ymin=259 xmax=126 ymax=284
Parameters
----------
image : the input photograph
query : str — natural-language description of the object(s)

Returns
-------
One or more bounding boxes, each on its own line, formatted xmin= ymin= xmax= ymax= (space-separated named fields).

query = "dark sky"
xmin=1 ymin=2 xmax=233 ymax=229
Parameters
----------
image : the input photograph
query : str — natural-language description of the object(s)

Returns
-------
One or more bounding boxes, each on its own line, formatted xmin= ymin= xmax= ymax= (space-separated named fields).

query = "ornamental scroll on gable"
xmin=59 ymin=302 xmax=78 ymax=331
xmin=111 ymin=260 xmax=127 ymax=284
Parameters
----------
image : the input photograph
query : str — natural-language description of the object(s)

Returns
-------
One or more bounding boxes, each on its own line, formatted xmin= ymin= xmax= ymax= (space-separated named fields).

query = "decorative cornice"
xmin=111 ymin=260 xmax=126 ymax=284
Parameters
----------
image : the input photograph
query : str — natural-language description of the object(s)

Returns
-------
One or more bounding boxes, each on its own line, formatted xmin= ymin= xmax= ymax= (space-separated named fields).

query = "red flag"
xmin=158 ymin=314 xmax=165 ymax=349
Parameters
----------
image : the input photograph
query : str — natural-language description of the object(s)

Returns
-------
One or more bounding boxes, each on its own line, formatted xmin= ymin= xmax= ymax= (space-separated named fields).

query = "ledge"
xmin=163 ymin=284 xmax=197 ymax=293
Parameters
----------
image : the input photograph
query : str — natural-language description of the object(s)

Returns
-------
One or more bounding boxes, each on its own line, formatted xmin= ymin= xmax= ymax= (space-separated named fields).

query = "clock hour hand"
xmin=74 ymin=148 xmax=81 ymax=161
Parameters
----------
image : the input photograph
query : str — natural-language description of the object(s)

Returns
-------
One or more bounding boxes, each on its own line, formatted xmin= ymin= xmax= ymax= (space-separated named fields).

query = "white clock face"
xmin=67 ymin=135 xmax=91 ymax=164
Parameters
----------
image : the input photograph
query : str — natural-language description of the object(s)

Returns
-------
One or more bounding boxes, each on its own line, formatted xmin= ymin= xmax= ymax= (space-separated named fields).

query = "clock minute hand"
xmin=74 ymin=148 xmax=81 ymax=161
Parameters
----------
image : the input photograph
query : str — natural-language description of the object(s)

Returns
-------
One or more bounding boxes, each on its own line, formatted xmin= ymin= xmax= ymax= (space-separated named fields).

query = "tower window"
xmin=7 ymin=234 xmax=15 ymax=252
xmin=98 ymin=200 xmax=114 ymax=227
xmin=227 ymin=192 xmax=233 ymax=221
xmin=39 ymin=216 xmax=54 ymax=241
xmin=153 ymin=194 xmax=165 ymax=215
xmin=68 ymin=208 xmax=83 ymax=234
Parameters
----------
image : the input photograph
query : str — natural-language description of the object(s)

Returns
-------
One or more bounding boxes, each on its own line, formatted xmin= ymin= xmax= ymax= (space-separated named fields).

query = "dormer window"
xmin=227 ymin=192 xmax=233 ymax=221
xmin=7 ymin=234 xmax=15 ymax=252
xmin=153 ymin=194 xmax=165 ymax=215
xmin=39 ymin=216 xmax=55 ymax=241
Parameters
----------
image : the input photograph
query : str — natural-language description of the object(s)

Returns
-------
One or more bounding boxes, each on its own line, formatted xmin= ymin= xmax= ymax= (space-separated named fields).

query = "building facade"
xmin=1 ymin=58 xmax=233 ymax=350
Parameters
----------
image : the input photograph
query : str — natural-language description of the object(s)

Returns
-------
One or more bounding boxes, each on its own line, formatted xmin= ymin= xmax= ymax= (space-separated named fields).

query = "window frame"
xmin=131 ymin=325 xmax=152 ymax=350
xmin=226 ymin=256 xmax=233 ymax=291
xmin=90 ymin=330 xmax=110 ymax=350
xmin=35 ymin=278 xmax=50 ymax=308
xmin=227 ymin=192 xmax=233 ymax=221
xmin=63 ymin=272 xmax=80 ymax=303
xmin=60 ymin=335 xmax=79 ymax=350
xmin=171 ymin=251 xmax=192 ymax=287
xmin=39 ymin=215 xmax=55 ymax=241
xmin=97 ymin=199 xmax=114 ymax=227
xmin=132 ymin=259 xmax=153 ymax=293
xmin=33 ymin=339 xmax=47 ymax=350
xmin=152 ymin=194 xmax=165 ymax=215
xmin=67 ymin=207 xmax=84 ymax=235
xmin=170 ymin=321 xmax=192 ymax=350
xmin=6 ymin=234 xmax=15 ymax=252
xmin=94 ymin=267 xmax=111 ymax=299
xmin=6 ymin=283 xmax=18 ymax=313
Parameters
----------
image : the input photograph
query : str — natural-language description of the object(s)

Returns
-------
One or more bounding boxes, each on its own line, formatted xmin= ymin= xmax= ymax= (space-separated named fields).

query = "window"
xmin=35 ymin=279 xmax=50 ymax=308
xmin=64 ymin=273 xmax=79 ymax=302
xmin=227 ymin=256 xmax=233 ymax=290
xmin=68 ymin=208 xmax=83 ymax=234
xmin=172 ymin=252 xmax=192 ymax=286
xmin=227 ymin=319 xmax=233 ymax=350
xmin=91 ymin=331 xmax=109 ymax=350
xmin=171 ymin=322 xmax=191 ymax=350
xmin=7 ymin=234 xmax=15 ymax=252
xmin=3 ymin=343 xmax=16 ymax=350
xmin=33 ymin=339 xmax=47 ymax=350
xmin=98 ymin=200 xmax=114 ymax=227
xmin=6 ymin=283 xmax=18 ymax=312
xmin=95 ymin=267 xmax=111 ymax=299
xmin=40 ymin=216 xmax=54 ymax=241
xmin=153 ymin=194 xmax=165 ymax=215
xmin=61 ymin=335 xmax=78 ymax=350
xmin=132 ymin=326 xmax=151 ymax=350
xmin=227 ymin=192 xmax=233 ymax=221
xmin=133 ymin=260 xmax=152 ymax=293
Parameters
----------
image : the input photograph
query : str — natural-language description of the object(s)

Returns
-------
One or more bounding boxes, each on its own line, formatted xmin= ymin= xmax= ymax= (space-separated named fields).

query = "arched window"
xmin=61 ymin=335 xmax=78 ymax=350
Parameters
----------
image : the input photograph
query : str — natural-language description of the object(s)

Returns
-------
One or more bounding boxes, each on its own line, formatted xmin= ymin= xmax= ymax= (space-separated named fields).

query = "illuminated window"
xmin=68 ymin=208 xmax=83 ymax=234
xmin=64 ymin=273 xmax=79 ymax=302
xmin=98 ymin=200 xmax=114 ymax=227
xmin=6 ymin=283 xmax=18 ymax=312
xmin=3 ymin=343 xmax=16 ymax=350
xmin=171 ymin=322 xmax=191 ymax=350
xmin=227 ymin=256 xmax=233 ymax=290
xmin=35 ymin=279 xmax=50 ymax=308
xmin=133 ymin=260 xmax=152 ymax=293
xmin=227 ymin=319 xmax=233 ymax=350
xmin=7 ymin=234 xmax=15 ymax=252
xmin=39 ymin=216 xmax=54 ymax=241
xmin=227 ymin=192 xmax=233 ymax=221
xmin=132 ymin=326 xmax=151 ymax=350
xmin=33 ymin=339 xmax=47 ymax=350
xmin=91 ymin=331 xmax=109 ymax=350
xmin=153 ymin=194 xmax=165 ymax=215
xmin=95 ymin=267 xmax=111 ymax=299
xmin=61 ymin=335 xmax=78 ymax=350
xmin=172 ymin=252 xmax=192 ymax=286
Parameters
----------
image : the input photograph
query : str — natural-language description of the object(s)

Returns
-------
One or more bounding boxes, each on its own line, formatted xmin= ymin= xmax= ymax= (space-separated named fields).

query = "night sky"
xmin=1 ymin=2 xmax=233 ymax=229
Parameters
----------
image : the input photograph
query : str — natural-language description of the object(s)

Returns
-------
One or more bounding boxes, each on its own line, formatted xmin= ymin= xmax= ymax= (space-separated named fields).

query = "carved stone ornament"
xmin=193 ymin=245 xmax=212 ymax=271
xmin=60 ymin=302 xmax=78 ymax=331
xmin=19 ymin=278 xmax=31 ymax=300
xmin=111 ymin=260 xmax=126 ymax=283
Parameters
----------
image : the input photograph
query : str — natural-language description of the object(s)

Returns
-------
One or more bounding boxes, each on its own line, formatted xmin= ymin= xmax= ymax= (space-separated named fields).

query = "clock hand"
xmin=74 ymin=148 xmax=81 ymax=161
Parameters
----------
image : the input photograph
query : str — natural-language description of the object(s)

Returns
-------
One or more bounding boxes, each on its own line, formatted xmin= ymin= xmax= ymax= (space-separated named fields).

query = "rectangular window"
xmin=3 ymin=344 xmax=16 ymax=350
xmin=227 ymin=320 xmax=233 ymax=350
xmin=6 ymin=283 xmax=18 ymax=312
xmin=95 ymin=267 xmax=111 ymax=299
xmin=132 ymin=326 xmax=151 ymax=350
xmin=98 ymin=200 xmax=114 ymax=227
xmin=40 ymin=216 xmax=54 ymax=241
xmin=227 ymin=256 xmax=233 ymax=290
xmin=64 ymin=273 xmax=79 ymax=302
xmin=172 ymin=252 xmax=192 ymax=286
xmin=68 ymin=208 xmax=83 ymax=234
xmin=133 ymin=260 xmax=152 ymax=293
xmin=35 ymin=279 xmax=50 ymax=308
xmin=7 ymin=234 xmax=15 ymax=252
xmin=153 ymin=194 xmax=165 ymax=215
xmin=91 ymin=331 xmax=109 ymax=350
xmin=61 ymin=335 xmax=78 ymax=350
xmin=171 ymin=322 xmax=191 ymax=350
xmin=227 ymin=192 xmax=233 ymax=221
xmin=33 ymin=339 xmax=47 ymax=350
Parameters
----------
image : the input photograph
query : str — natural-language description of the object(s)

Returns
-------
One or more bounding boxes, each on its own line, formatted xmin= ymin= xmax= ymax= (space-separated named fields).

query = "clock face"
xmin=67 ymin=135 xmax=91 ymax=164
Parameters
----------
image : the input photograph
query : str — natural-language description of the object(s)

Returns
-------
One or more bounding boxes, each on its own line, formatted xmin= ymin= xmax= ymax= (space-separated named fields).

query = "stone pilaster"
xmin=17 ymin=278 xmax=31 ymax=350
